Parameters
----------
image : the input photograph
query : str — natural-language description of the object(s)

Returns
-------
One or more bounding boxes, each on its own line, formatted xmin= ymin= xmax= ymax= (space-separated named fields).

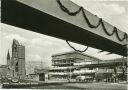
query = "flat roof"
xmin=52 ymin=51 xmax=127 ymax=62
xmin=52 ymin=51 xmax=101 ymax=61
xmin=102 ymin=58 xmax=127 ymax=63
xmin=0 ymin=65 xmax=7 ymax=68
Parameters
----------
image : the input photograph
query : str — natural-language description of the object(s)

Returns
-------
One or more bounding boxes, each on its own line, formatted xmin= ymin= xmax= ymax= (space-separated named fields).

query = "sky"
xmin=71 ymin=0 xmax=128 ymax=33
xmin=0 ymin=0 xmax=128 ymax=66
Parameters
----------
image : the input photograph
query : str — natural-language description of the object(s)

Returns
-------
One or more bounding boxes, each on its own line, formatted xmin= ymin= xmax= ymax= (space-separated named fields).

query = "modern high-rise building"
xmin=7 ymin=39 xmax=26 ymax=79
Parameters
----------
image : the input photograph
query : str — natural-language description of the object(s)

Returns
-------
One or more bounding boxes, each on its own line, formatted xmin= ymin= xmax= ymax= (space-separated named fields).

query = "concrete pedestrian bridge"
xmin=2 ymin=0 xmax=127 ymax=56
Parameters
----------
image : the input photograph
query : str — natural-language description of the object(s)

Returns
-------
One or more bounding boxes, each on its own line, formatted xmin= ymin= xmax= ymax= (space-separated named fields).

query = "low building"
xmin=0 ymin=65 xmax=8 ymax=78
xmin=34 ymin=68 xmax=49 ymax=81
xmin=26 ymin=74 xmax=39 ymax=81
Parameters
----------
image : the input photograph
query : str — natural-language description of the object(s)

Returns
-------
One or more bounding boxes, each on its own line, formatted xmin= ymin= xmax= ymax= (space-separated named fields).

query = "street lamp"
xmin=69 ymin=59 xmax=71 ymax=82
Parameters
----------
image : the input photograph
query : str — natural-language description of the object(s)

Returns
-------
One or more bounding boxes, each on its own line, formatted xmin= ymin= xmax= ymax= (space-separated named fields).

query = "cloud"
xmin=28 ymin=37 xmax=71 ymax=55
xmin=27 ymin=54 xmax=42 ymax=61
xmin=93 ymin=3 xmax=126 ymax=16
xmin=72 ymin=1 xmax=126 ymax=16
xmin=26 ymin=54 xmax=52 ymax=67
xmin=110 ymin=4 xmax=126 ymax=14
xmin=31 ymin=38 xmax=54 ymax=47
xmin=5 ymin=34 xmax=28 ymax=44
xmin=30 ymin=37 xmax=68 ymax=49
xmin=71 ymin=0 xmax=128 ymax=33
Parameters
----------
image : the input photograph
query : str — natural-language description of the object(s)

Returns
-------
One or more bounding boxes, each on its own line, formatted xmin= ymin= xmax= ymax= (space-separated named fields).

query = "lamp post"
xmin=69 ymin=59 xmax=71 ymax=82
xmin=68 ymin=59 xmax=72 ymax=83
xmin=122 ymin=57 xmax=126 ymax=81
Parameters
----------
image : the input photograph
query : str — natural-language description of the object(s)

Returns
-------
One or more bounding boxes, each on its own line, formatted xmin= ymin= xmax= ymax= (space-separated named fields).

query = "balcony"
xmin=96 ymin=69 xmax=114 ymax=73
xmin=73 ymin=70 xmax=96 ymax=74
xmin=49 ymin=72 xmax=68 ymax=75
xmin=52 ymin=67 xmax=75 ymax=70
xmin=73 ymin=62 xmax=92 ymax=66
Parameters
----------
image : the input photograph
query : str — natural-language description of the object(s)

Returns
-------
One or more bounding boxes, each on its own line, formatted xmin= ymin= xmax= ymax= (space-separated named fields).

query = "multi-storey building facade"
xmin=7 ymin=39 xmax=26 ymax=79
xmin=50 ymin=51 xmax=101 ymax=79
xmin=50 ymin=51 xmax=127 ymax=82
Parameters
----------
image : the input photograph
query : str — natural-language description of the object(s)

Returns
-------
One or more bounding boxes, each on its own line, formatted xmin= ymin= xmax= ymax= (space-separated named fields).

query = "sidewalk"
xmin=118 ymin=81 xmax=128 ymax=84
xmin=63 ymin=82 xmax=127 ymax=90
xmin=27 ymin=79 xmax=69 ymax=84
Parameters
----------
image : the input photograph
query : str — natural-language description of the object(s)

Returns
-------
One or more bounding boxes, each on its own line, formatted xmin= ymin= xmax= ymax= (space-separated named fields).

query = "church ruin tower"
xmin=7 ymin=50 xmax=11 ymax=75
xmin=7 ymin=50 xmax=10 ymax=66
xmin=10 ymin=39 xmax=26 ymax=78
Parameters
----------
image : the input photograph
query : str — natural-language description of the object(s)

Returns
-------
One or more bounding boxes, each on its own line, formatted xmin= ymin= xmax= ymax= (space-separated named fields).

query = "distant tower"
xmin=7 ymin=50 xmax=11 ymax=75
xmin=10 ymin=39 xmax=26 ymax=79
xmin=7 ymin=50 xmax=10 ymax=66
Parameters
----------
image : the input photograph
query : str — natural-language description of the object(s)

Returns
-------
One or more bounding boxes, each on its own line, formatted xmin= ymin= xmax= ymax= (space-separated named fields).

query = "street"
xmin=64 ymin=82 xmax=127 ymax=90
xmin=3 ymin=82 xmax=127 ymax=90
xmin=28 ymin=82 xmax=127 ymax=90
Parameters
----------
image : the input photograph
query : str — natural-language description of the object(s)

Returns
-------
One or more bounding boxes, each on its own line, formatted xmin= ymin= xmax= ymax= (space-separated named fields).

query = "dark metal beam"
xmin=1 ymin=0 xmax=127 ymax=56
xmin=106 ymin=52 xmax=113 ymax=55
xmin=98 ymin=50 xmax=104 ymax=53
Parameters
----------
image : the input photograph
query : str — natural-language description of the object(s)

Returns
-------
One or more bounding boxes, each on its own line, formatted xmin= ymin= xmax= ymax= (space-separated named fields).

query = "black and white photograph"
xmin=0 ymin=0 xmax=128 ymax=89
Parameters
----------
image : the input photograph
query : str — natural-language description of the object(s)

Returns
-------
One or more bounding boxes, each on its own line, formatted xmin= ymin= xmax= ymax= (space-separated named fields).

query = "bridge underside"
xmin=2 ymin=0 xmax=127 ymax=56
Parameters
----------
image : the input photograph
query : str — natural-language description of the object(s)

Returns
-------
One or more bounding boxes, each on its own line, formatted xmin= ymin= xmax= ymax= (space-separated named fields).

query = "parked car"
xmin=76 ymin=76 xmax=93 ymax=82
xmin=11 ymin=78 xmax=19 ymax=83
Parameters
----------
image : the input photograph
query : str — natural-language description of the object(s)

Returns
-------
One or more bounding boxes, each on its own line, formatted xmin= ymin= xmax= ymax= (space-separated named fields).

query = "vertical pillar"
xmin=126 ymin=38 xmax=128 ymax=83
